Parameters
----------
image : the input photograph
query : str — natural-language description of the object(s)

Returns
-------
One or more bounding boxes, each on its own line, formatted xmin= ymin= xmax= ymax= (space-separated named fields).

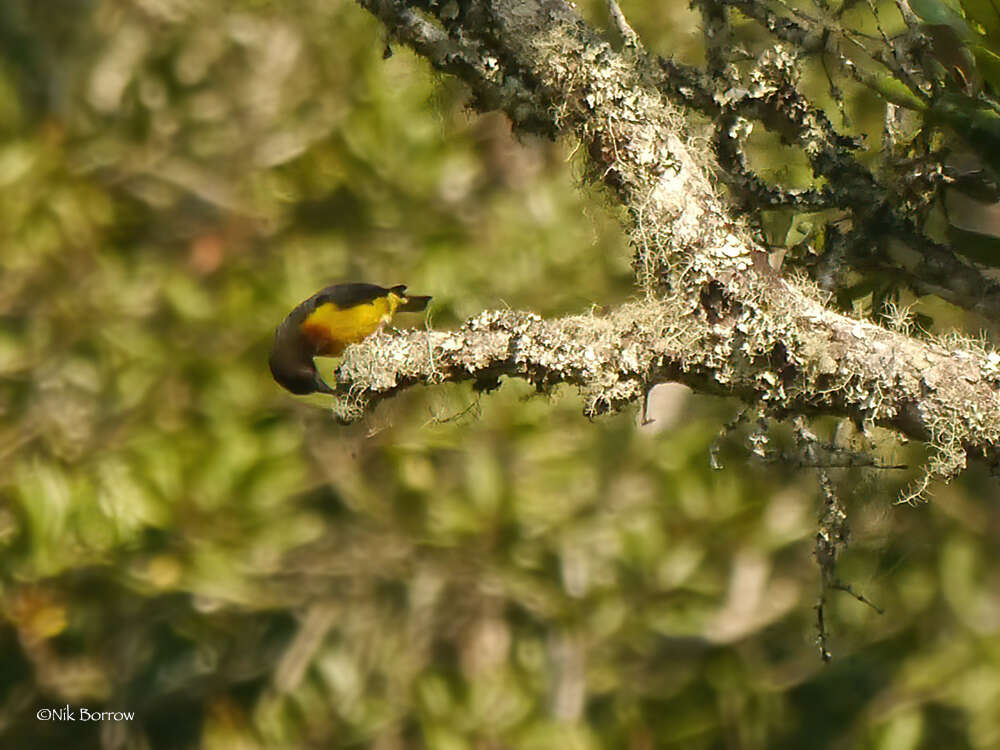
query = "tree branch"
xmin=335 ymin=298 xmax=1000 ymax=479
xmin=348 ymin=0 xmax=1000 ymax=489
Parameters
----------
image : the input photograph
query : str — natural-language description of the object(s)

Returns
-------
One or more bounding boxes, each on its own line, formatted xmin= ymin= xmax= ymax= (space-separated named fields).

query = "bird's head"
xmin=268 ymin=326 xmax=335 ymax=395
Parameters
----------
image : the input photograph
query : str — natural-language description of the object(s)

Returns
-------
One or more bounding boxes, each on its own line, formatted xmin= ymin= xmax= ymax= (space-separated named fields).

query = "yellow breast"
xmin=300 ymin=293 xmax=400 ymax=356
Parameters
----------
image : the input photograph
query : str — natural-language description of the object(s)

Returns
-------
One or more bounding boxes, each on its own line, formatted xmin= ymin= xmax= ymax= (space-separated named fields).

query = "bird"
xmin=269 ymin=282 xmax=432 ymax=395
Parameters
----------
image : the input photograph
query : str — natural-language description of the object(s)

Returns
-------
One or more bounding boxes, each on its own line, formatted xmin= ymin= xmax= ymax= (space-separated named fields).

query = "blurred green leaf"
xmin=959 ymin=0 xmax=1000 ymax=41
xmin=869 ymin=74 xmax=928 ymax=111
xmin=929 ymin=91 xmax=1000 ymax=175
xmin=972 ymin=44 xmax=1000 ymax=91
xmin=911 ymin=0 xmax=973 ymax=35
xmin=948 ymin=223 xmax=1000 ymax=265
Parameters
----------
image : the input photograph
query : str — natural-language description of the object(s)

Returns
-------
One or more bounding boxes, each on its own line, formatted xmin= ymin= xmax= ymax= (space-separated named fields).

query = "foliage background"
xmin=2 ymin=0 xmax=1000 ymax=748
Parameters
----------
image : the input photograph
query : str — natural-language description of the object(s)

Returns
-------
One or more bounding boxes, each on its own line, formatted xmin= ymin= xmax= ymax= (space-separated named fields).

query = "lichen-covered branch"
xmin=349 ymin=0 xmax=1000 ymax=488
xmin=335 ymin=298 xmax=1000 ymax=476
xmin=652 ymin=6 xmax=1000 ymax=320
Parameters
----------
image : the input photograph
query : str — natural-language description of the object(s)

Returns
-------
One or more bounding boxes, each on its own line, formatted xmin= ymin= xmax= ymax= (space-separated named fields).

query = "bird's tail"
xmin=389 ymin=285 xmax=432 ymax=312
xmin=398 ymin=295 xmax=432 ymax=312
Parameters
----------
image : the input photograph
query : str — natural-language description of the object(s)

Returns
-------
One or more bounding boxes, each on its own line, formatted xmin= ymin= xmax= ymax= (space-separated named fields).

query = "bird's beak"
xmin=313 ymin=372 xmax=336 ymax=395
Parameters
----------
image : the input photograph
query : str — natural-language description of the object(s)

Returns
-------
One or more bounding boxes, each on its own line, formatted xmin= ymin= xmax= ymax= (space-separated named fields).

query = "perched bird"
xmin=269 ymin=282 xmax=432 ymax=395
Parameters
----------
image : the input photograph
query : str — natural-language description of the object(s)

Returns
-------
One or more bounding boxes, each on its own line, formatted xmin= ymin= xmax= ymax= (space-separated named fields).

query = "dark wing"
xmin=309 ymin=283 xmax=394 ymax=311
xmin=280 ymin=283 xmax=392 ymax=327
